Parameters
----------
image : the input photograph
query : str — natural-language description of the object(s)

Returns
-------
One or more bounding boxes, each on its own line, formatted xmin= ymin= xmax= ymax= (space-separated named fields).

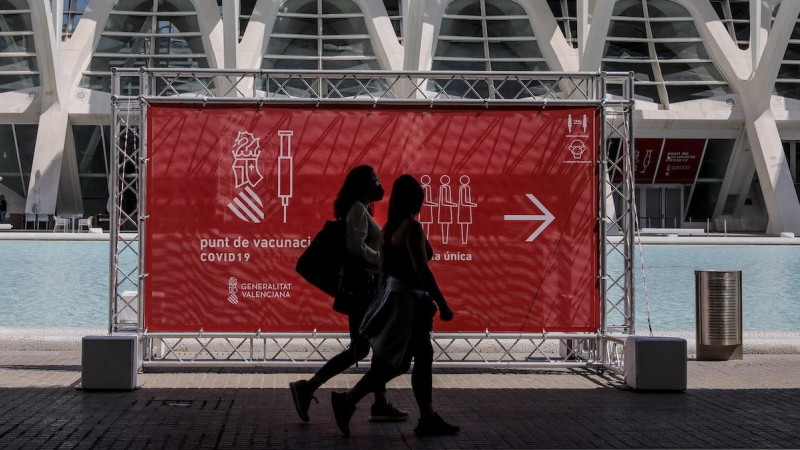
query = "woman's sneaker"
xmin=289 ymin=380 xmax=318 ymax=422
xmin=413 ymin=413 xmax=460 ymax=436
xmin=368 ymin=400 xmax=409 ymax=422
xmin=331 ymin=392 xmax=357 ymax=436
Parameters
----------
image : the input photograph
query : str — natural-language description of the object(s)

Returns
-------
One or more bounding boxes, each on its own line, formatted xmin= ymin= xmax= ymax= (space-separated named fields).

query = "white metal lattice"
xmin=110 ymin=69 xmax=635 ymax=371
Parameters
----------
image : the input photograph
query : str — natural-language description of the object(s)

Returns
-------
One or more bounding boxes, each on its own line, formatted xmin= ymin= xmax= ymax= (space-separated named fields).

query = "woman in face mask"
xmin=290 ymin=165 xmax=409 ymax=424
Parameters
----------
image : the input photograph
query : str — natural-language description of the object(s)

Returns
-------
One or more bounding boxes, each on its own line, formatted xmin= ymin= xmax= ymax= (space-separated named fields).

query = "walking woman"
xmin=289 ymin=165 xmax=408 ymax=423
xmin=331 ymin=174 xmax=460 ymax=437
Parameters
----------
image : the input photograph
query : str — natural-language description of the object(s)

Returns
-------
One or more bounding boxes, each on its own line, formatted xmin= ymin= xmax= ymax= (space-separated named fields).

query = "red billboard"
xmin=653 ymin=139 xmax=705 ymax=184
xmin=144 ymin=105 xmax=599 ymax=333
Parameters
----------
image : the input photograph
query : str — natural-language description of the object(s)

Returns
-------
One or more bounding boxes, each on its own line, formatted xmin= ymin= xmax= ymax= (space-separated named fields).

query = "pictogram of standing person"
xmin=419 ymin=175 xmax=437 ymax=237
xmin=457 ymin=175 xmax=477 ymax=244
xmin=437 ymin=175 xmax=456 ymax=244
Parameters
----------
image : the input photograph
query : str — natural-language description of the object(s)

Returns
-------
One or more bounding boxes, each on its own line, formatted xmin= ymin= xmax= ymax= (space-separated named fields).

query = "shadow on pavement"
xmin=1 ymin=386 xmax=798 ymax=449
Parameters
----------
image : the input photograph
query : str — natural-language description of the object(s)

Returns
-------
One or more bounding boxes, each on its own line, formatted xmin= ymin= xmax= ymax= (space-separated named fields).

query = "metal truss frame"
xmin=110 ymin=69 xmax=635 ymax=372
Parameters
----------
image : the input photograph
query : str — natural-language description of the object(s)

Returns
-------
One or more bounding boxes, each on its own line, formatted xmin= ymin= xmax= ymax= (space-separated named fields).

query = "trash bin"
xmin=695 ymin=270 xmax=742 ymax=360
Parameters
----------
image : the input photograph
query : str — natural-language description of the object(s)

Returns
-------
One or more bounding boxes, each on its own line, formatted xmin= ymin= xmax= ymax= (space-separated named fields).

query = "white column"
xmin=738 ymin=0 xmax=800 ymax=234
xmin=402 ymin=0 xmax=443 ymax=71
xmin=222 ymin=0 xmax=239 ymax=69
xmin=357 ymin=0 xmax=404 ymax=70
xmin=521 ymin=0 xmax=577 ymax=72
xmin=26 ymin=0 xmax=70 ymax=216
xmin=51 ymin=0 xmax=63 ymax=51
xmin=578 ymin=0 xmax=612 ymax=71
xmin=395 ymin=0 xmax=443 ymax=100
xmin=26 ymin=108 xmax=70 ymax=216
xmin=751 ymin=0 xmax=761 ymax=74
xmin=57 ymin=124 xmax=84 ymax=215
xmin=742 ymin=107 xmax=800 ymax=234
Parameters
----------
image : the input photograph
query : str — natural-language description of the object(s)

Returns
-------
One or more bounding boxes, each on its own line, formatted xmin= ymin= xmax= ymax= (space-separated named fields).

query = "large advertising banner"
xmin=145 ymin=106 xmax=599 ymax=333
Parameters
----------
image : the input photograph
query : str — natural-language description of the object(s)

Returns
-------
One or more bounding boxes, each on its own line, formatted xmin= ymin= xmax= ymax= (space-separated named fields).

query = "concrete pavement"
xmin=1 ymin=351 xmax=799 ymax=449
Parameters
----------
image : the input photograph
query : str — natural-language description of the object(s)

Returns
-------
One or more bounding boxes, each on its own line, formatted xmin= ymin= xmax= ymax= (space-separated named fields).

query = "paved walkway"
xmin=1 ymin=352 xmax=799 ymax=449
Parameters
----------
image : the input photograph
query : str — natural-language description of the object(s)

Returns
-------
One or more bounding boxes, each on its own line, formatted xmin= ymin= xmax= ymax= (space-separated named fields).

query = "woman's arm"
xmin=405 ymin=220 xmax=454 ymax=321
xmin=345 ymin=202 xmax=380 ymax=266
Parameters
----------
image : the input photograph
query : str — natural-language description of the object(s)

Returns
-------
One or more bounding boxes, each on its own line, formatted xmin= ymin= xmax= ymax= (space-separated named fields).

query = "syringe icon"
xmin=277 ymin=131 xmax=294 ymax=224
xmin=642 ymin=148 xmax=653 ymax=171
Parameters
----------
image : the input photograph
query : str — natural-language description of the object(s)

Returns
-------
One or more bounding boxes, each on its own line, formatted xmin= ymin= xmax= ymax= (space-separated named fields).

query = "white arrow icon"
xmin=503 ymin=194 xmax=555 ymax=242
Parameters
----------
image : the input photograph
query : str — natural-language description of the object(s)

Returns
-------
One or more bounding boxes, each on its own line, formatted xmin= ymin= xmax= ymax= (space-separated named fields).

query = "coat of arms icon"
xmin=232 ymin=131 xmax=264 ymax=188
xmin=228 ymin=131 xmax=265 ymax=223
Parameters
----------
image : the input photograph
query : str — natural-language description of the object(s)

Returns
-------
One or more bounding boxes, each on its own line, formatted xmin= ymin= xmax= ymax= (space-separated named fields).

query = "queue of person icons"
xmin=419 ymin=174 xmax=477 ymax=245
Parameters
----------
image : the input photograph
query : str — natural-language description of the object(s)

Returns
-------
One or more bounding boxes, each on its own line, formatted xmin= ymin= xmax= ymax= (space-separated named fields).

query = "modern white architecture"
xmin=1 ymin=0 xmax=800 ymax=234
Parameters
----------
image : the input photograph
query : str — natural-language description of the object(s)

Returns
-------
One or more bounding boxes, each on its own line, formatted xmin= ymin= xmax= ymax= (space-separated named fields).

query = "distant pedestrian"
xmin=331 ymin=174 xmax=460 ymax=437
xmin=289 ymin=165 xmax=408 ymax=424
xmin=0 ymin=195 xmax=7 ymax=223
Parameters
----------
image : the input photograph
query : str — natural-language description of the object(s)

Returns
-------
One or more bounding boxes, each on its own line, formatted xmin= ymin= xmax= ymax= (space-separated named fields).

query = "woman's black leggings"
xmin=352 ymin=310 xmax=434 ymax=405
xmin=313 ymin=300 xmax=387 ymax=394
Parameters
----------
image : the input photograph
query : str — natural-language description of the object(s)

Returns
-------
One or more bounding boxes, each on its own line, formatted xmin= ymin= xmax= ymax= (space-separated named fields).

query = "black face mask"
xmin=369 ymin=184 xmax=385 ymax=202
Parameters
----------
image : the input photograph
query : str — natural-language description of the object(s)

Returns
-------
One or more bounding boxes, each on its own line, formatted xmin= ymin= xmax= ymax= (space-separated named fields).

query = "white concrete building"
xmin=1 ymin=0 xmax=799 ymax=234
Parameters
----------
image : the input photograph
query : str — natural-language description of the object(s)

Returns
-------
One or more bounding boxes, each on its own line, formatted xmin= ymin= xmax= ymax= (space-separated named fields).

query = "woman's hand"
xmin=439 ymin=303 xmax=454 ymax=322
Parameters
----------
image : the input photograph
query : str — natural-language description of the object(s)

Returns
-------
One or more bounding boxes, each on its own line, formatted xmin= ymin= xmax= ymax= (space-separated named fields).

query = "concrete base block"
xmin=81 ymin=335 xmax=138 ymax=390
xmin=625 ymin=336 xmax=687 ymax=391
xmin=117 ymin=291 xmax=138 ymax=325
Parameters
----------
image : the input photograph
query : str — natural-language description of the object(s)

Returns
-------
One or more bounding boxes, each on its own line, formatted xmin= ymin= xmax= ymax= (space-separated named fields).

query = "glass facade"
xmin=80 ymin=0 xmax=210 ymax=93
xmin=774 ymin=4 xmax=800 ymax=100
xmin=546 ymin=0 xmax=577 ymax=49
xmin=0 ymin=0 xmax=40 ymax=93
xmin=216 ymin=0 xmax=257 ymax=42
xmin=383 ymin=0 xmax=403 ymax=43
xmin=686 ymin=139 xmax=735 ymax=221
xmin=62 ymin=0 xmax=89 ymax=40
xmin=432 ymin=0 xmax=551 ymax=98
xmin=710 ymin=0 xmax=750 ymax=50
xmin=609 ymin=137 xmax=734 ymax=226
xmin=73 ymin=125 xmax=111 ymax=216
xmin=782 ymin=141 xmax=800 ymax=198
xmin=602 ymin=0 xmax=732 ymax=106
xmin=262 ymin=0 xmax=382 ymax=96
xmin=0 ymin=124 xmax=38 ymax=198
xmin=1 ymin=1 xmax=798 ymax=230
xmin=240 ymin=0 xmax=257 ymax=41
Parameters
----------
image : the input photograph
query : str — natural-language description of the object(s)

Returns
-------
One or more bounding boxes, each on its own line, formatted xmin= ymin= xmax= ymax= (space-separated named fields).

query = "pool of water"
xmin=0 ymin=241 xmax=798 ymax=331
xmin=0 ymin=241 xmax=136 ymax=328
xmin=627 ymin=245 xmax=800 ymax=332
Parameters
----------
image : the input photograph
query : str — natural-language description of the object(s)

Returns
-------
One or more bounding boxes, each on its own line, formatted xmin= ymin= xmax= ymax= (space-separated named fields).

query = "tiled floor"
xmin=1 ymin=352 xmax=799 ymax=449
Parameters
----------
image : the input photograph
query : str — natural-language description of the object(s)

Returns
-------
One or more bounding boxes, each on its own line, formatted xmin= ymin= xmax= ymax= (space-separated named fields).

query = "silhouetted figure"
xmin=289 ymin=165 xmax=408 ymax=424
xmin=331 ymin=174 xmax=460 ymax=437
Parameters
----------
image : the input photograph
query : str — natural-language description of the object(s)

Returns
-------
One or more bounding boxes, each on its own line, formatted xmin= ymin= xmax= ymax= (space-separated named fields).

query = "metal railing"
xmin=110 ymin=69 xmax=635 ymax=370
